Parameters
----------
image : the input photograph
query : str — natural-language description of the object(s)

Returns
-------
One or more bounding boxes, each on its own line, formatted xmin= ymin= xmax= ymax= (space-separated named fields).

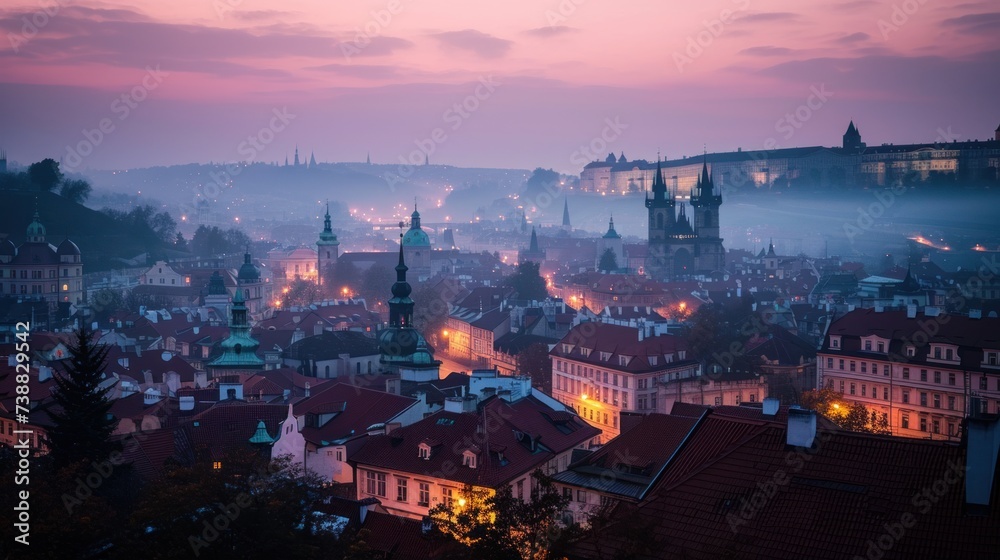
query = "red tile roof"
xmin=352 ymin=396 xmax=599 ymax=488
xmin=570 ymin=414 xmax=1000 ymax=560
xmin=550 ymin=323 xmax=695 ymax=374
xmin=292 ymin=383 xmax=418 ymax=446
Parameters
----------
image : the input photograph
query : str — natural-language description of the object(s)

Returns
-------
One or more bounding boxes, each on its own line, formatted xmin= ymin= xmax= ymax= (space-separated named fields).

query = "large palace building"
xmin=581 ymin=121 xmax=1000 ymax=194
xmin=0 ymin=210 xmax=84 ymax=309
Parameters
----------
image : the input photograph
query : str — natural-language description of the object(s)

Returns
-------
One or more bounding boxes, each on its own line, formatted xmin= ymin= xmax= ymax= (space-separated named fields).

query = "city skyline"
xmin=1 ymin=1 xmax=998 ymax=171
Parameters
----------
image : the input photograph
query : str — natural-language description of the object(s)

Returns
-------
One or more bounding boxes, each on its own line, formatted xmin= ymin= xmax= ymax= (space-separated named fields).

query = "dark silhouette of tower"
xmin=843 ymin=121 xmax=866 ymax=151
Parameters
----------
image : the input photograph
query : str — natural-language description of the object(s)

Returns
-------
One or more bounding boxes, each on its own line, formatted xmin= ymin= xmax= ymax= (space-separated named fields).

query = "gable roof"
xmin=351 ymin=396 xmax=600 ymax=487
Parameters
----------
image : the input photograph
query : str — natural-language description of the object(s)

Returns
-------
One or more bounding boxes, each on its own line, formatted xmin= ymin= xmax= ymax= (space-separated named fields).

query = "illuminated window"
xmin=213 ymin=461 xmax=222 ymax=470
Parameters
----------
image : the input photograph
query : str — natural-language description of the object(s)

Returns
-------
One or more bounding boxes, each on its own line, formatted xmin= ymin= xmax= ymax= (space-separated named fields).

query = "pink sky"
xmin=0 ymin=0 xmax=997 ymax=172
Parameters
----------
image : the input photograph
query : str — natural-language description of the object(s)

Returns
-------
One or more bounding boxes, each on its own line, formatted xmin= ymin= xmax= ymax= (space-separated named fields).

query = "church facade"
xmin=645 ymin=158 xmax=725 ymax=280
xmin=0 ymin=210 xmax=84 ymax=308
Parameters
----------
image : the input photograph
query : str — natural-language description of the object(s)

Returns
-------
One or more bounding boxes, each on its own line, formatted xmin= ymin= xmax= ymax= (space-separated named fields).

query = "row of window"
xmin=579 ymin=406 xmax=618 ymax=429
xmin=826 ymin=358 xmax=1000 ymax=391
xmin=364 ymin=471 xmax=437 ymax=506
xmin=554 ymin=375 xmax=630 ymax=409
xmin=362 ymin=471 xmax=529 ymax=508
xmin=900 ymin=414 xmax=958 ymax=436
xmin=838 ymin=379 xmax=960 ymax=410
xmin=555 ymin=360 xmax=631 ymax=389
xmin=0 ymin=269 xmax=79 ymax=279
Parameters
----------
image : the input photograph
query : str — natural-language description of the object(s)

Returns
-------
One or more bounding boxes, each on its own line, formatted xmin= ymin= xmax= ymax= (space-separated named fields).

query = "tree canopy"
xmin=598 ymin=248 xmax=618 ymax=272
xmin=46 ymin=326 xmax=120 ymax=470
xmin=505 ymin=261 xmax=548 ymax=302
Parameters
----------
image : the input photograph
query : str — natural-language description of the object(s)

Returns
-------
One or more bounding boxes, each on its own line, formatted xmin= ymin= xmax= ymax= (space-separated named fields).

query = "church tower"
xmin=562 ymin=198 xmax=571 ymax=230
xmin=294 ymin=145 xmax=301 ymax=166
xmin=690 ymin=158 xmax=725 ymax=274
xmin=208 ymin=288 xmax=265 ymax=380
xmin=378 ymin=228 xmax=440 ymax=381
xmin=237 ymin=250 xmax=264 ymax=317
xmin=690 ymin=158 xmax=722 ymax=240
xmin=401 ymin=204 xmax=431 ymax=280
xmin=645 ymin=157 xmax=676 ymax=277
xmin=645 ymin=157 xmax=676 ymax=241
xmin=316 ymin=202 xmax=340 ymax=285
xmin=843 ymin=121 xmax=865 ymax=151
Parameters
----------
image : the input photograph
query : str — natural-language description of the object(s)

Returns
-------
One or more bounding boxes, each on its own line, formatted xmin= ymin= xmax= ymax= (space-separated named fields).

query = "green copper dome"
xmin=26 ymin=211 xmax=46 ymax=242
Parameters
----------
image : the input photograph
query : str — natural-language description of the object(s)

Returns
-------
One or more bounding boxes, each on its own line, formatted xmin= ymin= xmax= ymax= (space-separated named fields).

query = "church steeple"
xmin=294 ymin=145 xmax=300 ymax=166
xmin=309 ymin=151 xmax=316 ymax=168
xmin=207 ymin=286 xmax=264 ymax=371
xmin=317 ymin=201 xmax=340 ymax=286
xmin=529 ymin=226 xmax=539 ymax=252
xmin=562 ymin=198 xmax=571 ymax=229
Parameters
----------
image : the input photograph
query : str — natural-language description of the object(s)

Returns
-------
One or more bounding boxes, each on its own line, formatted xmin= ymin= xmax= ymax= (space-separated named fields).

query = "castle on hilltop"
xmin=581 ymin=121 xmax=1000 ymax=194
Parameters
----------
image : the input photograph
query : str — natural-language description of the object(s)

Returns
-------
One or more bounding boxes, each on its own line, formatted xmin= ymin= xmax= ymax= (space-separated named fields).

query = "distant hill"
xmin=0 ymin=191 xmax=168 ymax=272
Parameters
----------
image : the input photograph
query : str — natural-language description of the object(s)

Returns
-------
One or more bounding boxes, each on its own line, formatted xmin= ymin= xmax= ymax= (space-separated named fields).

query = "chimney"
xmin=762 ymin=397 xmax=780 ymax=417
xmin=965 ymin=416 xmax=1000 ymax=508
xmin=444 ymin=397 xmax=463 ymax=413
xmin=304 ymin=382 xmax=311 ymax=398
xmin=638 ymin=327 xmax=644 ymax=341
xmin=463 ymin=394 xmax=478 ymax=412
xmin=786 ymin=407 xmax=817 ymax=447
xmin=143 ymin=370 xmax=154 ymax=387
xmin=193 ymin=326 xmax=200 ymax=334
xmin=314 ymin=321 xmax=324 ymax=336
xmin=180 ymin=395 xmax=195 ymax=411
xmin=906 ymin=304 xmax=917 ymax=319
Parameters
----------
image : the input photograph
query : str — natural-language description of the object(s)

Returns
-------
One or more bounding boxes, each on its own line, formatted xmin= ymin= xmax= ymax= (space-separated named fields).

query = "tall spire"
xmin=294 ymin=145 xmax=300 ymax=166
xmin=529 ymin=226 xmax=539 ymax=252
xmin=389 ymin=223 xmax=413 ymax=329
xmin=309 ymin=150 xmax=316 ymax=168
xmin=366 ymin=152 xmax=371 ymax=165
xmin=562 ymin=198 xmax=571 ymax=228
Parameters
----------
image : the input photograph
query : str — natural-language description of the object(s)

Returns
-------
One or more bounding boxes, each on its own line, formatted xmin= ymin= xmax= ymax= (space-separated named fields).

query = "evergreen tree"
xmin=504 ymin=261 xmax=548 ymax=301
xmin=598 ymin=248 xmax=619 ymax=272
xmin=46 ymin=326 xmax=119 ymax=469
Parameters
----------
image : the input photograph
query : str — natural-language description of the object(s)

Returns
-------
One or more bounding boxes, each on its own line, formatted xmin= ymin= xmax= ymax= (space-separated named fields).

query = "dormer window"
xmin=618 ymin=355 xmax=631 ymax=367
xmin=906 ymin=346 xmax=915 ymax=357
xmin=985 ymin=351 xmax=999 ymax=366
xmin=830 ymin=336 xmax=841 ymax=349
xmin=462 ymin=450 xmax=477 ymax=469
xmin=418 ymin=443 xmax=432 ymax=460
xmin=678 ymin=351 xmax=686 ymax=360
xmin=580 ymin=347 xmax=591 ymax=357
xmin=648 ymin=356 xmax=658 ymax=366
xmin=600 ymin=352 xmax=612 ymax=362
xmin=877 ymin=341 xmax=885 ymax=353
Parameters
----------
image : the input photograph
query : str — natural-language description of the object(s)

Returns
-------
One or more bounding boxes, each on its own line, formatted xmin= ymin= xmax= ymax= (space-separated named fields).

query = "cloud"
xmin=738 ymin=12 xmax=801 ymax=23
xmin=942 ymin=12 xmax=1000 ymax=35
xmin=740 ymin=46 xmax=794 ymax=57
xmin=523 ymin=25 xmax=579 ymax=38
xmin=309 ymin=63 xmax=403 ymax=80
xmin=835 ymin=32 xmax=871 ymax=44
xmin=342 ymin=36 xmax=415 ymax=57
xmin=432 ymin=29 xmax=512 ymax=58
xmin=229 ymin=10 xmax=296 ymax=22
xmin=0 ymin=6 xmax=338 ymax=75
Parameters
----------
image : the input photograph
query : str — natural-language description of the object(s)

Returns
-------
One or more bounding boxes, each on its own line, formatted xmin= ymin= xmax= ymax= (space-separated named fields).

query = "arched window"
xmin=324 ymin=365 xmax=330 ymax=376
